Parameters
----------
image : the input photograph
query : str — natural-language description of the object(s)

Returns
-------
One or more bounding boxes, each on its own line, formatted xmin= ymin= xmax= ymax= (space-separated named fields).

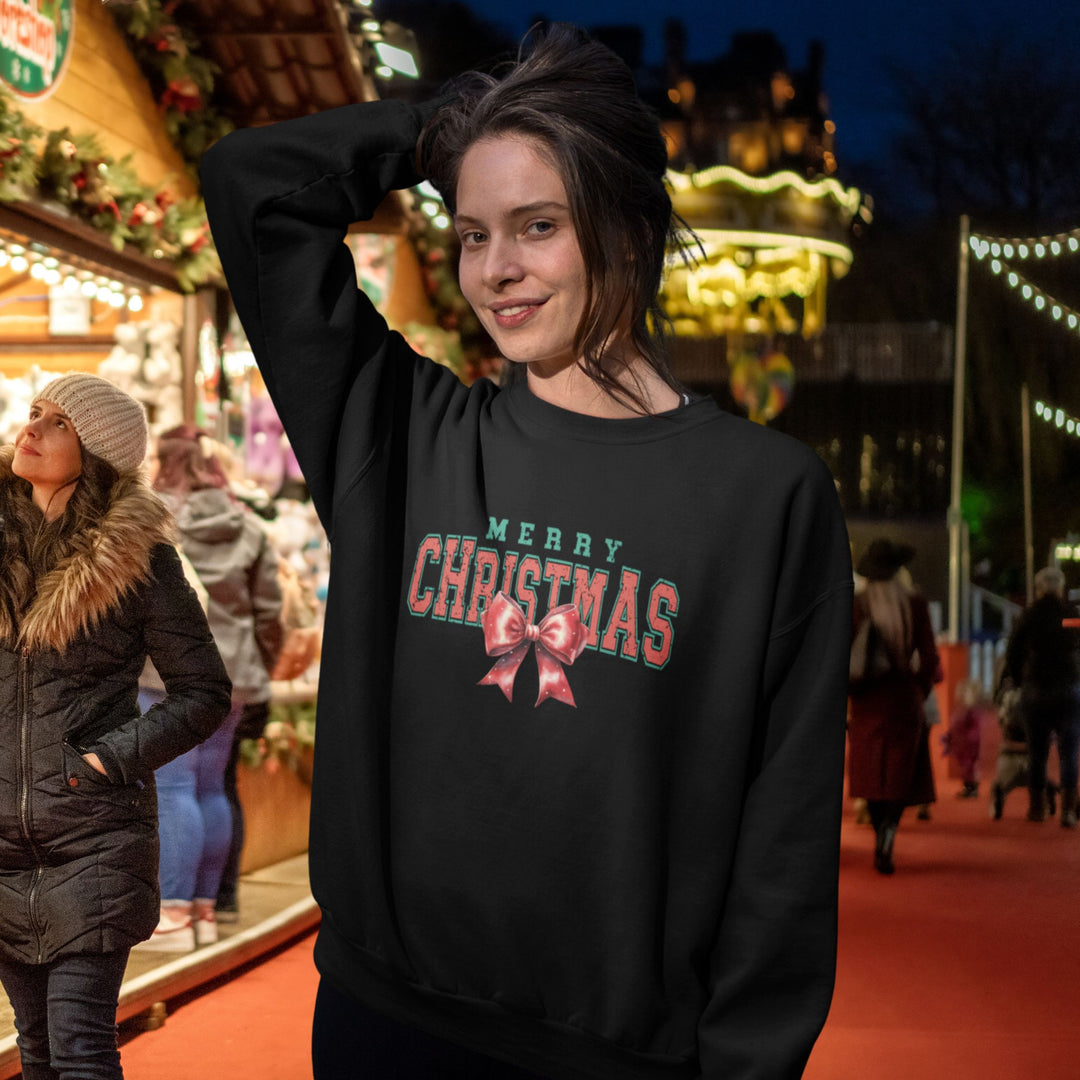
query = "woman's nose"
xmin=482 ymin=238 xmax=524 ymax=289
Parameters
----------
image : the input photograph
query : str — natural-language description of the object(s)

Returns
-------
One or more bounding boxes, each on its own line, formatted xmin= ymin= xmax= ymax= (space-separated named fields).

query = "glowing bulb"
xmin=127 ymin=293 xmax=143 ymax=312
xmin=1003 ymin=244 xmax=1014 ymax=257
xmin=29 ymin=261 xmax=46 ymax=280
xmin=63 ymin=275 xmax=79 ymax=292
xmin=990 ymin=259 xmax=1001 ymax=274
xmin=990 ymin=243 xmax=1001 ymax=257
xmin=10 ymin=255 xmax=28 ymax=272
xmin=44 ymin=268 xmax=61 ymax=286
xmin=1018 ymin=244 xmax=1029 ymax=258
xmin=1056 ymin=409 xmax=1066 ymax=428
xmin=1053 ymin=306 xmax=1062 ymax=320
xmin=1008 ymin=272 xmax=1019 ymax=287
xmin=1051 ymin=241 xmax=1062 ymax=255
xmin=1034 ymin=243 xmax=1045 ymax=257
xmin=96 ymin=286 xmax=112 ymax=302
xmin=433 ymin=214 xmax=450 ymax=229
xmin=81 ymin=279 xmax=97 ymax=297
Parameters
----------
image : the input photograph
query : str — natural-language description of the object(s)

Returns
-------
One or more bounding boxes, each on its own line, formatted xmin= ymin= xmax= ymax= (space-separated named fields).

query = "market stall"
xmin=0 ymin=0 xmax=213 ymax=443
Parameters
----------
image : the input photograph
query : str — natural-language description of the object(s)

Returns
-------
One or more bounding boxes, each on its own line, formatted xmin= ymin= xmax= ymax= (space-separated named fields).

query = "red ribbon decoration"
xmin=478 ymin=591 xmax=588 ymax=707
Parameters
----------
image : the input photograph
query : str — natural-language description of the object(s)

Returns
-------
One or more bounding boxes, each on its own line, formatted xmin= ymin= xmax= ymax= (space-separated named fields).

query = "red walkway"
xmin=121 ymin=750 xmax=1079 ymax=1079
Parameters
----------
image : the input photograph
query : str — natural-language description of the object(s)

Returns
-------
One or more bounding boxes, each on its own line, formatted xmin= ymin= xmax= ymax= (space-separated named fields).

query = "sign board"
xmin=48 ymin=286 xmax=90 ymax=335
xmin=0 ymin=0 xmax=74 ymax=101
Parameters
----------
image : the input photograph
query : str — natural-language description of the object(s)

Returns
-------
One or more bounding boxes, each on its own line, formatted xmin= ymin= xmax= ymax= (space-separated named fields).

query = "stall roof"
xmin=182 ymin=0 xmax=410 ymax=232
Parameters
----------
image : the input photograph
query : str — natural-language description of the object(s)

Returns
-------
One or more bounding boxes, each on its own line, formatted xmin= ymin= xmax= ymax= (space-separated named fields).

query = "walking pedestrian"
xmin=0 ymin=373 xmax=231 ymax=1079
xmin=848 ymin=538 xmax=940 ymax=873
xmin=1000 ymin=565 xmax=1080 ymax=827
xmin=202 ymin=24 xmax=853 ymax=1079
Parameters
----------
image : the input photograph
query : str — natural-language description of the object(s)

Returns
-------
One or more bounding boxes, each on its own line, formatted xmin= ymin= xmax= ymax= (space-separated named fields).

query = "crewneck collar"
xmin=502 ymin=380 xmax=720 ymax=445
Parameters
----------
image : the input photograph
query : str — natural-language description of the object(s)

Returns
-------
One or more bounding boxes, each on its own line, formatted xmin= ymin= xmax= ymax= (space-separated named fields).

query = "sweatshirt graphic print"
xmin=407 ymin=513 xmax=679 ymax=707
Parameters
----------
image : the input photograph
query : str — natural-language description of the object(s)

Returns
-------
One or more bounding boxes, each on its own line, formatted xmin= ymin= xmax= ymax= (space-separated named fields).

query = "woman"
xmin=201 ymin=25 xmax=853 ymax=1079
xmin=137 ymin=426 xmax=282 ymax=950
xmin=848 ymin=539 xmax=941 ymax=874
xmin=0 ymin=373 xmax=231 ymax=1079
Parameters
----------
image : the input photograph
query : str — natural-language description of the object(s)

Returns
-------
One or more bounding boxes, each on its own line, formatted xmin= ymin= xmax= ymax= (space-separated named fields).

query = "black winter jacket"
xmin=0 ymin=447 xmax=231 ymax=963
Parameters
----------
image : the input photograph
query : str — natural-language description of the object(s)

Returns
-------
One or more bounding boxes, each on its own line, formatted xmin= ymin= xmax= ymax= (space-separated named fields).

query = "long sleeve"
xmin=200 ymin=98 xmax=445 ymax=528
xmin=697 ymin=455 xmax=852 ymax=1079
xmin=92 ymin=545 xmax=232 ymax=783
xmin=250 ymin=527 xmax=284 ymax=674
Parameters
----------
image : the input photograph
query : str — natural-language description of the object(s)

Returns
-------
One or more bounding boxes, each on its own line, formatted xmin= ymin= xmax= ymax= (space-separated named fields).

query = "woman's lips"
xmin=491 ymin=300 xmax=545 ymax=329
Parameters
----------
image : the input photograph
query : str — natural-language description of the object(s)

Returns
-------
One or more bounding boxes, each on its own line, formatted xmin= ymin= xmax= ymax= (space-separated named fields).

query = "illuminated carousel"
xmin=661 ymin=163 xmax=869 ymax=422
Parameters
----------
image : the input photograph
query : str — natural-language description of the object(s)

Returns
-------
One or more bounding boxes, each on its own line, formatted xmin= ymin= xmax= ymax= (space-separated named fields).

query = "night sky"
xmin=458 ymin=0 xmax=1078 ymax=165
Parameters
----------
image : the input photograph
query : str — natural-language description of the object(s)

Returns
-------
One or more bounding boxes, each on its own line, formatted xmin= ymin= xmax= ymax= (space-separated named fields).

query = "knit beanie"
xmin=34 ymin=373 xmax=148 ymax=475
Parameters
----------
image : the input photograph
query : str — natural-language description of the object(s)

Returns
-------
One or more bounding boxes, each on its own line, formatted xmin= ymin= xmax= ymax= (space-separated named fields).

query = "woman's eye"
xmin=528 ymin=221 xmax=554 ymax=236
xmin=460 ymin=230 xmax=485 ymax=247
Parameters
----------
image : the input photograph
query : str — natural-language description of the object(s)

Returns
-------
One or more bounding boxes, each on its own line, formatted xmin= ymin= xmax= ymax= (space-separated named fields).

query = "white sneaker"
xmin=192 ymin=898 xmax=219 ymax=946
xmin=135 ymin=904 xmax=195 ymax=952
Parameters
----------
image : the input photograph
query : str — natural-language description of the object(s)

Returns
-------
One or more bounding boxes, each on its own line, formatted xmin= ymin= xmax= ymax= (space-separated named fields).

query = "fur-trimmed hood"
xmin=0 ymin=445 xmax=175 ymax=652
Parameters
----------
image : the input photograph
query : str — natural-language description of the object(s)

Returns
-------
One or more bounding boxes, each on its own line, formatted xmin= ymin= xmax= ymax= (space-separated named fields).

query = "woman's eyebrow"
xmin=455 ymin=200 xmax=568 ymax=227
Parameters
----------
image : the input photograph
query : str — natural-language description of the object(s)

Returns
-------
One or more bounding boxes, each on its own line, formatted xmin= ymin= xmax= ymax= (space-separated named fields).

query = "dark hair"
xmin=0 ymin=449 xmax=120 ymax=626
xmin=418 ymin=23 xmax=687 ymax=413
xmin=154 ymin=424 xmax=231 ymax=495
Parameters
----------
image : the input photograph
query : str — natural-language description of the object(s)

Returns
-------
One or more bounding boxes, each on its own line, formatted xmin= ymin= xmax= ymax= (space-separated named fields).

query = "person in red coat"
xmin=848 ymin=539 xmax=941 ymax=873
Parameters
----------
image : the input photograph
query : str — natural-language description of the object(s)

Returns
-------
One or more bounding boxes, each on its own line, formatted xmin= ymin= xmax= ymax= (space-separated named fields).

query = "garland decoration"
xmin=0 ymin=85 xmax=219 ymax=291
xmin=104 ymin=0 xmax=233 ymax=168
xmin=0 ymin=94 xmax=41 ymax=201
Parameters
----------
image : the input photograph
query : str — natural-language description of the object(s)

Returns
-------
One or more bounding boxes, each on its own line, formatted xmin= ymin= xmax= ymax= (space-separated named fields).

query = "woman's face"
xmin=455 ymin=135 xmax=587 ymax=377
xmin=13 ymin=400 xmax=83 ymax=492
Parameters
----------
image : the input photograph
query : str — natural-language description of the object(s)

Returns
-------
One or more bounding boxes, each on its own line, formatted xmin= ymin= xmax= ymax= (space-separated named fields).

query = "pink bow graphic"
xmin=478 ymin=591 xmax=588 ymax=707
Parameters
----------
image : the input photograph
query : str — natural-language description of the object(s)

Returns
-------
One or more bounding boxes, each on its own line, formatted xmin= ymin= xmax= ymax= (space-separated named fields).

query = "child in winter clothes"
xmin=942 ymin=679 xmax=984 ymax=797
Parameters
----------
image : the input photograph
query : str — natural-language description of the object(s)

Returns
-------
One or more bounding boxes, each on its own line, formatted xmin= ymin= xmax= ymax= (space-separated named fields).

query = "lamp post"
xmin=948 ymin=214 xmax=970 ymax=642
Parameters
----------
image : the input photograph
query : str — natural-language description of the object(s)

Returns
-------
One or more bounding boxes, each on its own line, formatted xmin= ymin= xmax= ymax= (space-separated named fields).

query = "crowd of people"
xmin=847 ymin=541 xmax=1080 ymax=876
xmin=1 ymin=20 xmax=1077 ymax=1080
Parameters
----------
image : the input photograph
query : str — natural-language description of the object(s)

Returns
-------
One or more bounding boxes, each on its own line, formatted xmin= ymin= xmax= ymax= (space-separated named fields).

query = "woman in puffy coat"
xmin=0 ymin=374 xmax=231 ymax=1079
xmin=848 ymin=539 xmax=941 ymax=874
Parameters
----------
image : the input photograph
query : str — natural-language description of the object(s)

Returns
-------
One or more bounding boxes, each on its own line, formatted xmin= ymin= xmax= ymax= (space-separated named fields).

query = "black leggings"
xmin=311 ymin=978 xmax=544 ymax=1079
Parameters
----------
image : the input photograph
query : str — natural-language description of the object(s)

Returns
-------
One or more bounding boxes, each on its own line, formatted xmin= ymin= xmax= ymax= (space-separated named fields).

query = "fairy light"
xmin=0 ymin=236 xmax=143 ymax=316
xmin=970 ymin=238 xmax=1080 ymax=340
xmin=970 ymin=227 xmax=1080 ymax=260
xmin=1034 ymin=399 xmax=1080 ymax=439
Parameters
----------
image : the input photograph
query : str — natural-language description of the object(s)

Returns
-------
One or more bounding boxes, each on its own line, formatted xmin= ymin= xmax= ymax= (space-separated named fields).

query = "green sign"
xmin=0 ymin=0 xmax=74 ymax=101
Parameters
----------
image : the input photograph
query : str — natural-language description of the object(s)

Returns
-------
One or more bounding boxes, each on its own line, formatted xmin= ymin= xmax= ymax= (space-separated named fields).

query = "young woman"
xmin=847 ymin=539 xmax=941 ymax=874
xmin=202 ymin=25 xmax=853 ymax=1079
xmin=0 ymin=373 xmax=231 ymax=1079
xmin=137 ymin=425 xmax=282 ymax=949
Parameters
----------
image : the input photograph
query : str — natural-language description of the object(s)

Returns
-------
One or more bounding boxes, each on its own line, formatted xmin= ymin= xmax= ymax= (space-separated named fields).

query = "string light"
xmin=970 ymin=245 xmax=1080 ymax=339
xmin=1034 ymin=399 xmax=1080 ymax=439
xmin=0 ymin=235 xmax=146 ymax=311
xmin=667 ymin=164 xmax=864 ymax=216
xmin=970 ymin=228 xmax=1080 ymax=261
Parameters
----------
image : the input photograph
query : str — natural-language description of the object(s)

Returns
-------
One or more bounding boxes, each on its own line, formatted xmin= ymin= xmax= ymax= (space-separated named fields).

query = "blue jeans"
xmin=1022 ymin=686 xmax=1080 ymax=795
xmin=0 ymin=950 xmax=129 ymax=1079
xmin=141 ymin=690 xmax=242 ymax=901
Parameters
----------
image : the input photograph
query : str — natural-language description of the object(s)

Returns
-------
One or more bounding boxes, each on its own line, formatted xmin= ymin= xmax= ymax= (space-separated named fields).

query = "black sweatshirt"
xmin=201 ymin=98 xmax=853 ymax=1080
